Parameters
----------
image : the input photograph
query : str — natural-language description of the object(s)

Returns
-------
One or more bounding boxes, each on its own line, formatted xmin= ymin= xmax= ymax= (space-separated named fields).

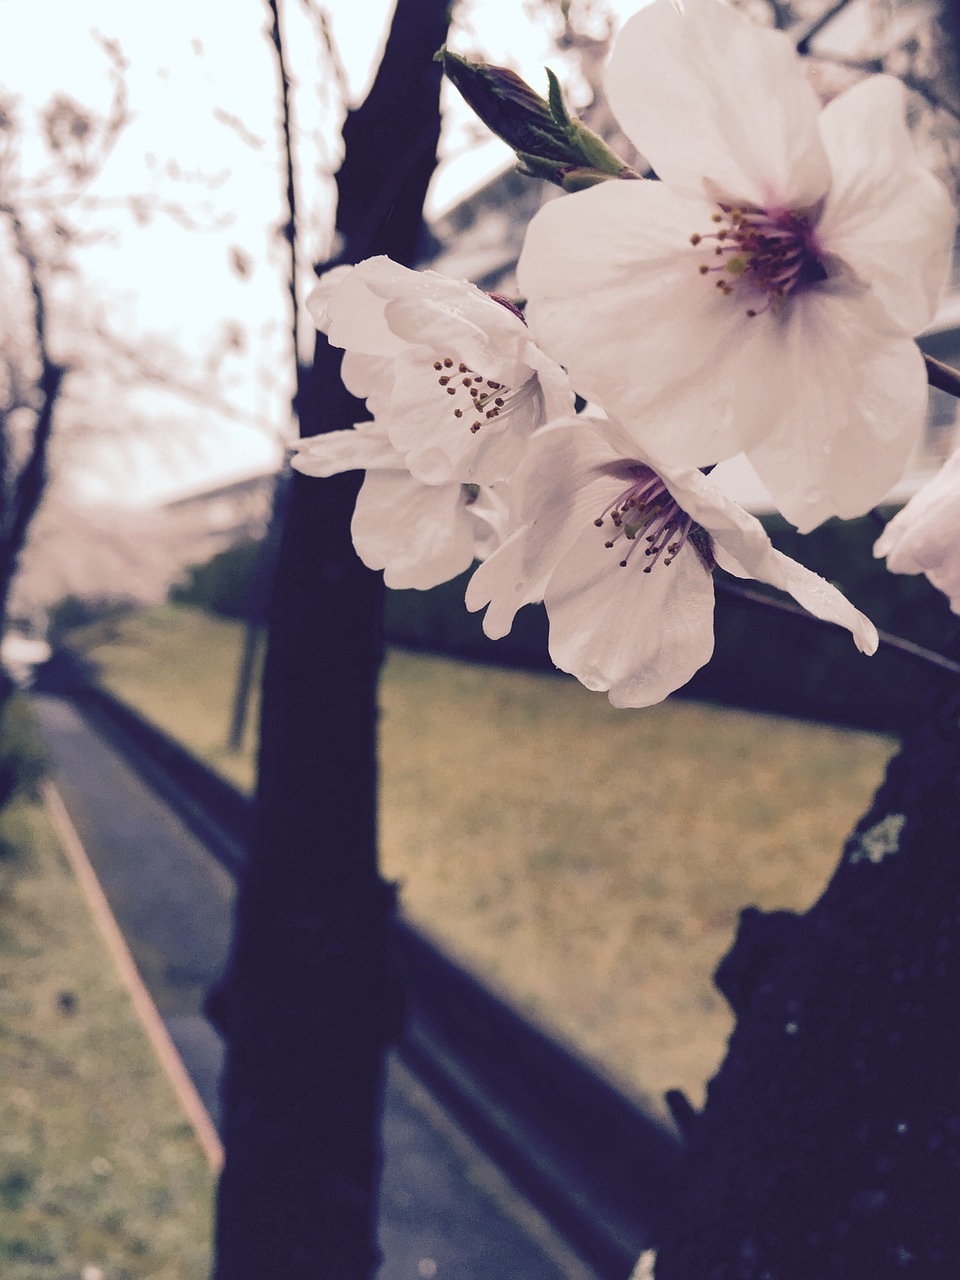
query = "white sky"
xmin=1 ymin=0 xmax=637 ymax=507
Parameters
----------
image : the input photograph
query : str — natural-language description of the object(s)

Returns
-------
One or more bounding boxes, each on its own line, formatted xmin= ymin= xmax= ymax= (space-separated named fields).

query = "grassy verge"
xmin=0 ymin=793 xmax=214 ymax=1278
xmin=65 ymin=606 xmax=261 ymax=793
xmin=66 ymin=604 xmax=897 ymax=1114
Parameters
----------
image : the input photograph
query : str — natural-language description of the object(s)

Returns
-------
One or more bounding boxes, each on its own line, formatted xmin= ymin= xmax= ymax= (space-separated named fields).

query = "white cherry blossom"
xmin=874 ymin=447 xmax=960 ymax=613
xmin=292 ymin=421 xmax=507 ymax=591
xmin=306 ymin=256 xmax=573 ymax=488
xmin=516 ymin=0 xmax=956 ymax=532
xmin=466 ymin=417 xmax=878 ymax=707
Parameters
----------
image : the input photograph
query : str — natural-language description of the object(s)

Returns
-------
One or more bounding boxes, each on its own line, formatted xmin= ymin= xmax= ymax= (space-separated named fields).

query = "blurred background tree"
xmin=0 ymin=44 xmax=129 ymax=654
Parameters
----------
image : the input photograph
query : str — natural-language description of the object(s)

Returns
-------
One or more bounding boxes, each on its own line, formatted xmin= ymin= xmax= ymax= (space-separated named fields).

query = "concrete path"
xmin=33 ymin=694 xmax=597 ymax=1280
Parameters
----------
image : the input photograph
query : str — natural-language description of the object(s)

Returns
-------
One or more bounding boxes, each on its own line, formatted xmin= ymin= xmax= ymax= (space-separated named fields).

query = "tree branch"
xmin=716 ymin=576 xmax=960 ymax=679
xmin=795 ymin=0 xmax=858 ymax=56
xmin=925 ymin=352 xmax=960 ymax=399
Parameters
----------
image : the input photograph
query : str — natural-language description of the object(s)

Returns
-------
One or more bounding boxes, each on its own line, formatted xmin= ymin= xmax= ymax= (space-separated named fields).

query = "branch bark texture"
xmin=656 ymin=668 xmax=960 ymax=1277
xmin=212 ymin=2 xmax=451 ymax=1278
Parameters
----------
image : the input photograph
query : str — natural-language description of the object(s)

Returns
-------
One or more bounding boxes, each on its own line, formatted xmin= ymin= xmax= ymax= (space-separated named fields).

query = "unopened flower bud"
xmin=436 ymin=48 xmax=635 ymax=186
xmin=435 ymin=48 xmax=571 ymax=164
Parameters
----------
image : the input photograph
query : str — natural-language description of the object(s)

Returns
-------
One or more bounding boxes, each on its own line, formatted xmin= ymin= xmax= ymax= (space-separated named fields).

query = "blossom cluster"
xmin=294 ymin=0 xmax=957 ymax=707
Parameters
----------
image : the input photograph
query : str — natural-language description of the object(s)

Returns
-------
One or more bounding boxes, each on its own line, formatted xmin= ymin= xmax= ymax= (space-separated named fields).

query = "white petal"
xmin=543 ymin=523 xmax=716 ymax=707
xmin=468 ymin=485 xmax=512 ymax=560
xmin=520 ymin=182 xmax=717 ymax=401
xmin=352 ymin=472 xmax=476 ymax=590
xmin=464 ymin=418 xmax=619 ymax=636
xmin=325 ymin=258 xmax=529 ymax=371
xmin=717 ymin=543 xmax=878 ymax=654
xmin=323 ymin=257 xmax=412 ymax=358
xmin=744 ymin=288 xmax=927 ymax=530
xmin=875 ymin=448 xmax=960 ymax=613
xmin=605 ymin=0 xmax=829 ymax=207
xmin=520 ymin=336 xmax=576 ymax=423
xmin=339 ymin=352 xmax=395 ymax=418
xmin=305 ymin=265 xmax=354 ymax=333
xmin=659 ymin=463 xmax=777 ymax=565
xmin=519 ymin=180 xmax=785 ymax=465
xmin=649 ymin=457 xmax=878 ymax=653
xmin=385 ymin=289 xmax=532 ymax=389
xmin=816 ymin=76 xmax=956 ymax=335
xmin=291 ymin=421 xmax=401 ymax=477
xmin=465 ymin=525 xmax=537 ymax=639
xmin=387 ymin=355 xmax=545 ymax=487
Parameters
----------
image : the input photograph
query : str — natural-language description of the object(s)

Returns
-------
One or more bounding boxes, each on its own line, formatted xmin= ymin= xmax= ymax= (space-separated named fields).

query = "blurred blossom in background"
xmin=0 ymin=0 xmax=623 ymax=631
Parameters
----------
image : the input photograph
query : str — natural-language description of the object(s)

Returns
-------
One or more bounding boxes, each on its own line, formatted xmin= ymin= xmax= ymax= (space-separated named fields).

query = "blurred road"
xmin=34 ymin=693 xmax=599 ymax=1280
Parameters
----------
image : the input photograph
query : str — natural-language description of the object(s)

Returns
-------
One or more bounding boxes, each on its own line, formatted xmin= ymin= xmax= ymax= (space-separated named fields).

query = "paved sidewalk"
xmin=34 ymin=694 xmax=597 ymax=1280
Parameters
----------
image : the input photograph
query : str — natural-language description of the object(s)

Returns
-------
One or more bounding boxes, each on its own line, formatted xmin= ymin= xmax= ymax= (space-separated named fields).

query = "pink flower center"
xmin=594 ymin=464 xmax=714 ymax=572
xmin=691 ymin=203 xmax=826 ymax=317
xmin=432 ymin=356 xmax=538 ymax=433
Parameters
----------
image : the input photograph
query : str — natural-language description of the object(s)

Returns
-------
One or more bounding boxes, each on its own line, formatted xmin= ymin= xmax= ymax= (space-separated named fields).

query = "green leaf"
xmin=545 ymin=67 xmax=572 ymax=128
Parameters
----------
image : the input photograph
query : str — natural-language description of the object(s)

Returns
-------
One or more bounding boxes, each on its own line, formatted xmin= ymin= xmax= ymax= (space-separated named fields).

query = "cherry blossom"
xmin=292 ymin=421 xmax=507 ymax=591
xmin=306 ymin=256 xmax=572 ymax=488
xmin=874 ymin=447 xmax=960 ymax=613
xmin=516 ymin=0 xmax=956 ymax=532
xmin=466 ymin=417 xmax=878 ymax=707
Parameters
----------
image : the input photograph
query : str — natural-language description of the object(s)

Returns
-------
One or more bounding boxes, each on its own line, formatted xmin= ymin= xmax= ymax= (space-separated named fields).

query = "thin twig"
xmin=803 ymin=50 xmax=884 ymax=75
xmin=92 ymin=323 xmax=276 ymax=433
xmin=806 ymin=48 xmax=960 ymax=121
xmin=717 ymin=578 xmax=960 ymax=679
xmin=795 ymin=0 xmax=858 ymax=55
xmin=925 ymin=353 xmax=960 ymax=399
xmin=297 ymin=0 xmax=350 ymax=107
xmin=266 ymin=0 xmax=301 ymax=410
xmin=763 ymin=0 xmax=793 ymax=32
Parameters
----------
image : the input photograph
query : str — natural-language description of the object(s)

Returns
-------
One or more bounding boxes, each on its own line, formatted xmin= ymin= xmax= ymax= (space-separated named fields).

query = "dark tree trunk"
xmin=655 ymin=6 xmax=960 ymax=1270
xmin=211 ymin=2 xmax=450 ymax=1278
xmin=656 ymin=660 xmax=960 ymax=1278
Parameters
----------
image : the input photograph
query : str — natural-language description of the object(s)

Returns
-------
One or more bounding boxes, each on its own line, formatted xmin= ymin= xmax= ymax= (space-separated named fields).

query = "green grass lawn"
xmin=67 ymin=604 xmax=897 ymax=1116
xmin=0 ymin=794 xmax=214 ymax=1279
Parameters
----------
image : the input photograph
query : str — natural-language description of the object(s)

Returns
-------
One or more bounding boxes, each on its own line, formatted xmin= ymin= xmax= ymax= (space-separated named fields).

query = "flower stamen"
xmin=433 ymin=354 xmax=539 ymax=434
xmin=692 ymin=202 xmax=826 ymax=317
xmin=594 ymin=464 xmax=713 ymax=573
